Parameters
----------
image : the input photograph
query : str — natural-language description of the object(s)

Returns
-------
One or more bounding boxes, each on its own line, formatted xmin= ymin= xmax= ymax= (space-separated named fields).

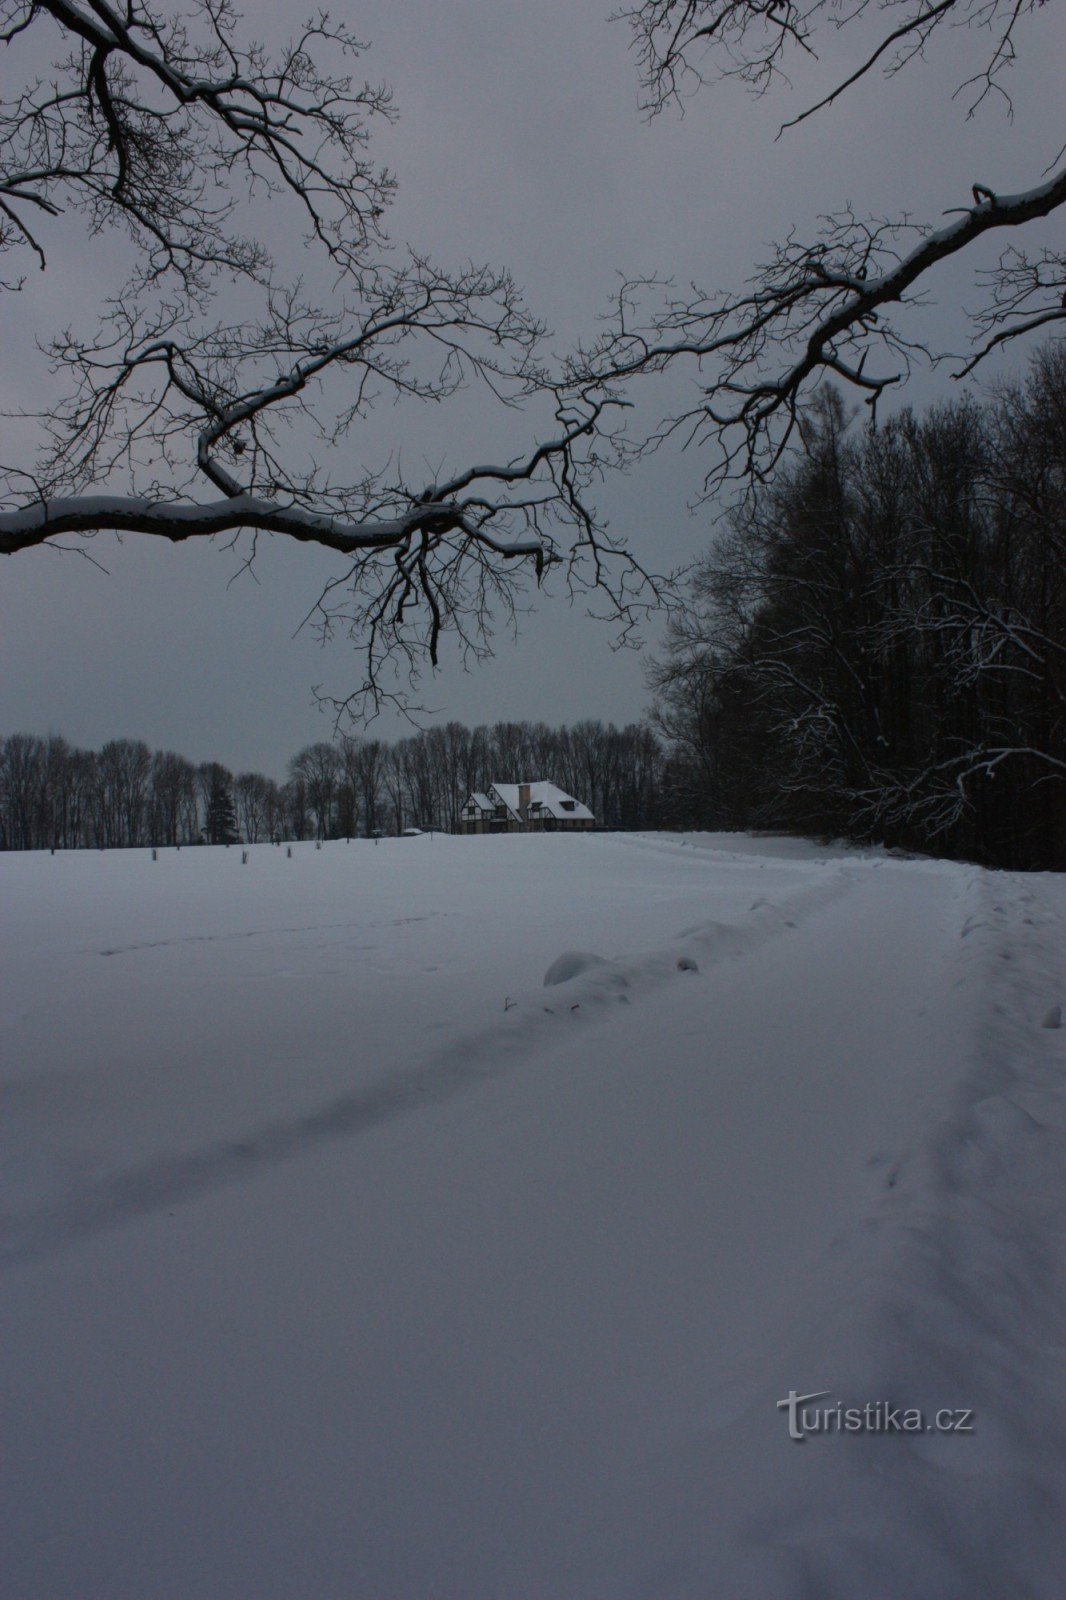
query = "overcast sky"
xmin=2 ymin=0 xmax=1062 ymax=778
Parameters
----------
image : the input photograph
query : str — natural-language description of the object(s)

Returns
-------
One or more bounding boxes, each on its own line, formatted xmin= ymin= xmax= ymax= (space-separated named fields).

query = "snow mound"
xmin=544 ymin=950 xmax=614 ymax=986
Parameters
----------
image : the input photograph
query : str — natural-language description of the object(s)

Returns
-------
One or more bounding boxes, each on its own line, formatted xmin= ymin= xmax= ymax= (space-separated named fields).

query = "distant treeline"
xmin=651 ymin=347 xmax=1065 ymax=870
xmin=0 ymin=720 xmax=667 ymax=849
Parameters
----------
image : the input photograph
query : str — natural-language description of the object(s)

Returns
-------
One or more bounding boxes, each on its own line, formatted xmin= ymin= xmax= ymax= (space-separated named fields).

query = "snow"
xmin=543 ymin=949 xmax=618 ymax=985
xmin=2 ymin=831 xmax=1064 ymax=1598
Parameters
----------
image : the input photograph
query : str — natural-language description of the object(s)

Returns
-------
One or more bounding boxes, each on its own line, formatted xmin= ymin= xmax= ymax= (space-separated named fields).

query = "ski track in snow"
xmin=2 ymin=834 xmax=1064 ymax=1599
xmin=97 ymin=910 xmax=455 ymax=958
xmin=1 ymin=863 xmax=853 ymax=1265
xmin=622 ymin=865 xmax=1066 ymax=1600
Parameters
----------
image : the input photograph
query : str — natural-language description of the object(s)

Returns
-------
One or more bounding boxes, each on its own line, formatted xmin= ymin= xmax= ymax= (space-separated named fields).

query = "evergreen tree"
xmin=202 ymin=764 xmax=239 ymax=846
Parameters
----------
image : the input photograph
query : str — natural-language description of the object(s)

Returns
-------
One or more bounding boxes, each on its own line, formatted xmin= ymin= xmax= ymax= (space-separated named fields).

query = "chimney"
xmin=518 ymin=782 xmax=530 ymax=820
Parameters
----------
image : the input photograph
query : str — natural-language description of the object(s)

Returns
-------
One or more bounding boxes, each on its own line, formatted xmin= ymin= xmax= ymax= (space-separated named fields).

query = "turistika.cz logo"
xmin=777 ymin=1390 xmax=975 ymax=1443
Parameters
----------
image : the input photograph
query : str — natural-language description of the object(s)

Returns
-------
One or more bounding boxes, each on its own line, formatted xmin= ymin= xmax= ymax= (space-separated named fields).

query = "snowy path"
xmin=2 ymin=836 xmax=1064 ymax=1597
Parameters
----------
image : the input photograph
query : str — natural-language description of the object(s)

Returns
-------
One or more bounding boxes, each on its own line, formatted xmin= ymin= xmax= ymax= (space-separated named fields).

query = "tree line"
xmin=0 ymin=721 xmax=665 ymax=851
xmin=652 ymin=347 xmax=1065 ymax=869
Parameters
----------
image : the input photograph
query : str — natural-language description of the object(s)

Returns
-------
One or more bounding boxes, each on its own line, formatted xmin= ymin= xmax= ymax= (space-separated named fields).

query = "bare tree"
xmin=289 ymin=742 xmax=341 ymax=840
xmin=282 ymin=775 xmax=309 ymax=842
xmin=342 ymin=735 xmax=387 ymax=837
xmin=0 ymin=0 xmax=659 ymax=713
xmin=234 ymin=770 xmax=276 ymax=845
xmin=96 ymin=737 xmax=152 ymax=845
xmin=582 ymin=0 xmax=1065 ymax=489
xmin=150 ymin=749 xmax=198 ymax=845
xmin=382 ymin=745 xmax=408 ymax=836
xmin=0 ymin=733 xmax=46 ymax=848
xmin=439 ymin=722 xmax=474 ymax=834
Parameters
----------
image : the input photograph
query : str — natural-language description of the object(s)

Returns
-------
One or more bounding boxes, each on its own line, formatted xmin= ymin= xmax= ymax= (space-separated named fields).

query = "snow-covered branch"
xmin=1 ymin=3 xmax=669 ymax=711
xmin=0 ymin=0 xmax=393 ymax=289
xmin=599 ymin=0 xmax=1065 ymax=490
xmin=577 ymin=169 xmax=1066 ymax=490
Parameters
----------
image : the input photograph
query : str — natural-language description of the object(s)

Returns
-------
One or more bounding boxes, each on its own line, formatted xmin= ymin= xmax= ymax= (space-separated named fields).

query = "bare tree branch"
xmin=1 ymin=0 xmax=395 ymax=290
xmin=576 ymin=169 xmax=1066 ymax=490
xmin=617 ymin=0 xmax=1043 ymax=120
xmin=600 ymin=0 xmax=1065 ymax=491
xmin=1 ymin=1 xmax=670 ymax=714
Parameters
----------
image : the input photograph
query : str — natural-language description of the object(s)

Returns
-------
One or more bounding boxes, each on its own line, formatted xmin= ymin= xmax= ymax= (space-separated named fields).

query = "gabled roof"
xmin=490 ymin=781 xmax=594 ymax=822
xmin=464 ymin=791 xmax=493 ymax=812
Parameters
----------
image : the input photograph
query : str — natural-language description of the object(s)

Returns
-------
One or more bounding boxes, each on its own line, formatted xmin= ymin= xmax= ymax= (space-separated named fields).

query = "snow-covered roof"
xmin=490 ymin=781 xmax=594 ymax=823
xmin=464 ymin=791 xmax=493 ymax=812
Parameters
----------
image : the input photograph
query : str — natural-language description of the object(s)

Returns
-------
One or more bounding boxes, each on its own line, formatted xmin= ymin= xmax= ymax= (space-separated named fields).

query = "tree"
xmin=0 ymin=733 xmax=45 ymax=849
xmin=150 ymin=749 xmax=198 ymax=846
xmin=0 ymin=0 xmax=657 ymax=713
xmin=199 ymin=761 xmax=237 ymax=845
xmin=234 ymin=770 xmax=278 ymax=845
xmin=282 ymin=774 xmax=309 ymax=842
xmin=580 ymin=0 xmax=1064 ymax=490
xmin=96 ymin=737 xmax=152 ymax=845
xmin=652 ymin=351 xmax=1065 ymax=867
xmin=341 ymin=735 xmax=387 ymax=838
xmin=289 ymin=743 xmax=341 ymax=840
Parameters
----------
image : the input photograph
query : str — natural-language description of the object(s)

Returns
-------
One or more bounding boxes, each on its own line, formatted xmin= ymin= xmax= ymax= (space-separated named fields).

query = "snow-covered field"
xmin=3 ymin=832 xmax=1065 ymax=1599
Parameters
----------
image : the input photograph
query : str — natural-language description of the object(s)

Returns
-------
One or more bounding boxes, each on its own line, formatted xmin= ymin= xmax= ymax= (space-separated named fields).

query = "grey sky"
xmin=2 ymin=0 xmax=1062 ymax=778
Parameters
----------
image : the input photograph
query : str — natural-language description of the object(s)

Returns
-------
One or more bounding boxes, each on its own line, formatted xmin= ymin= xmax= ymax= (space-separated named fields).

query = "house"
xmin=459 ymin=781 xmax=595 ymax=834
